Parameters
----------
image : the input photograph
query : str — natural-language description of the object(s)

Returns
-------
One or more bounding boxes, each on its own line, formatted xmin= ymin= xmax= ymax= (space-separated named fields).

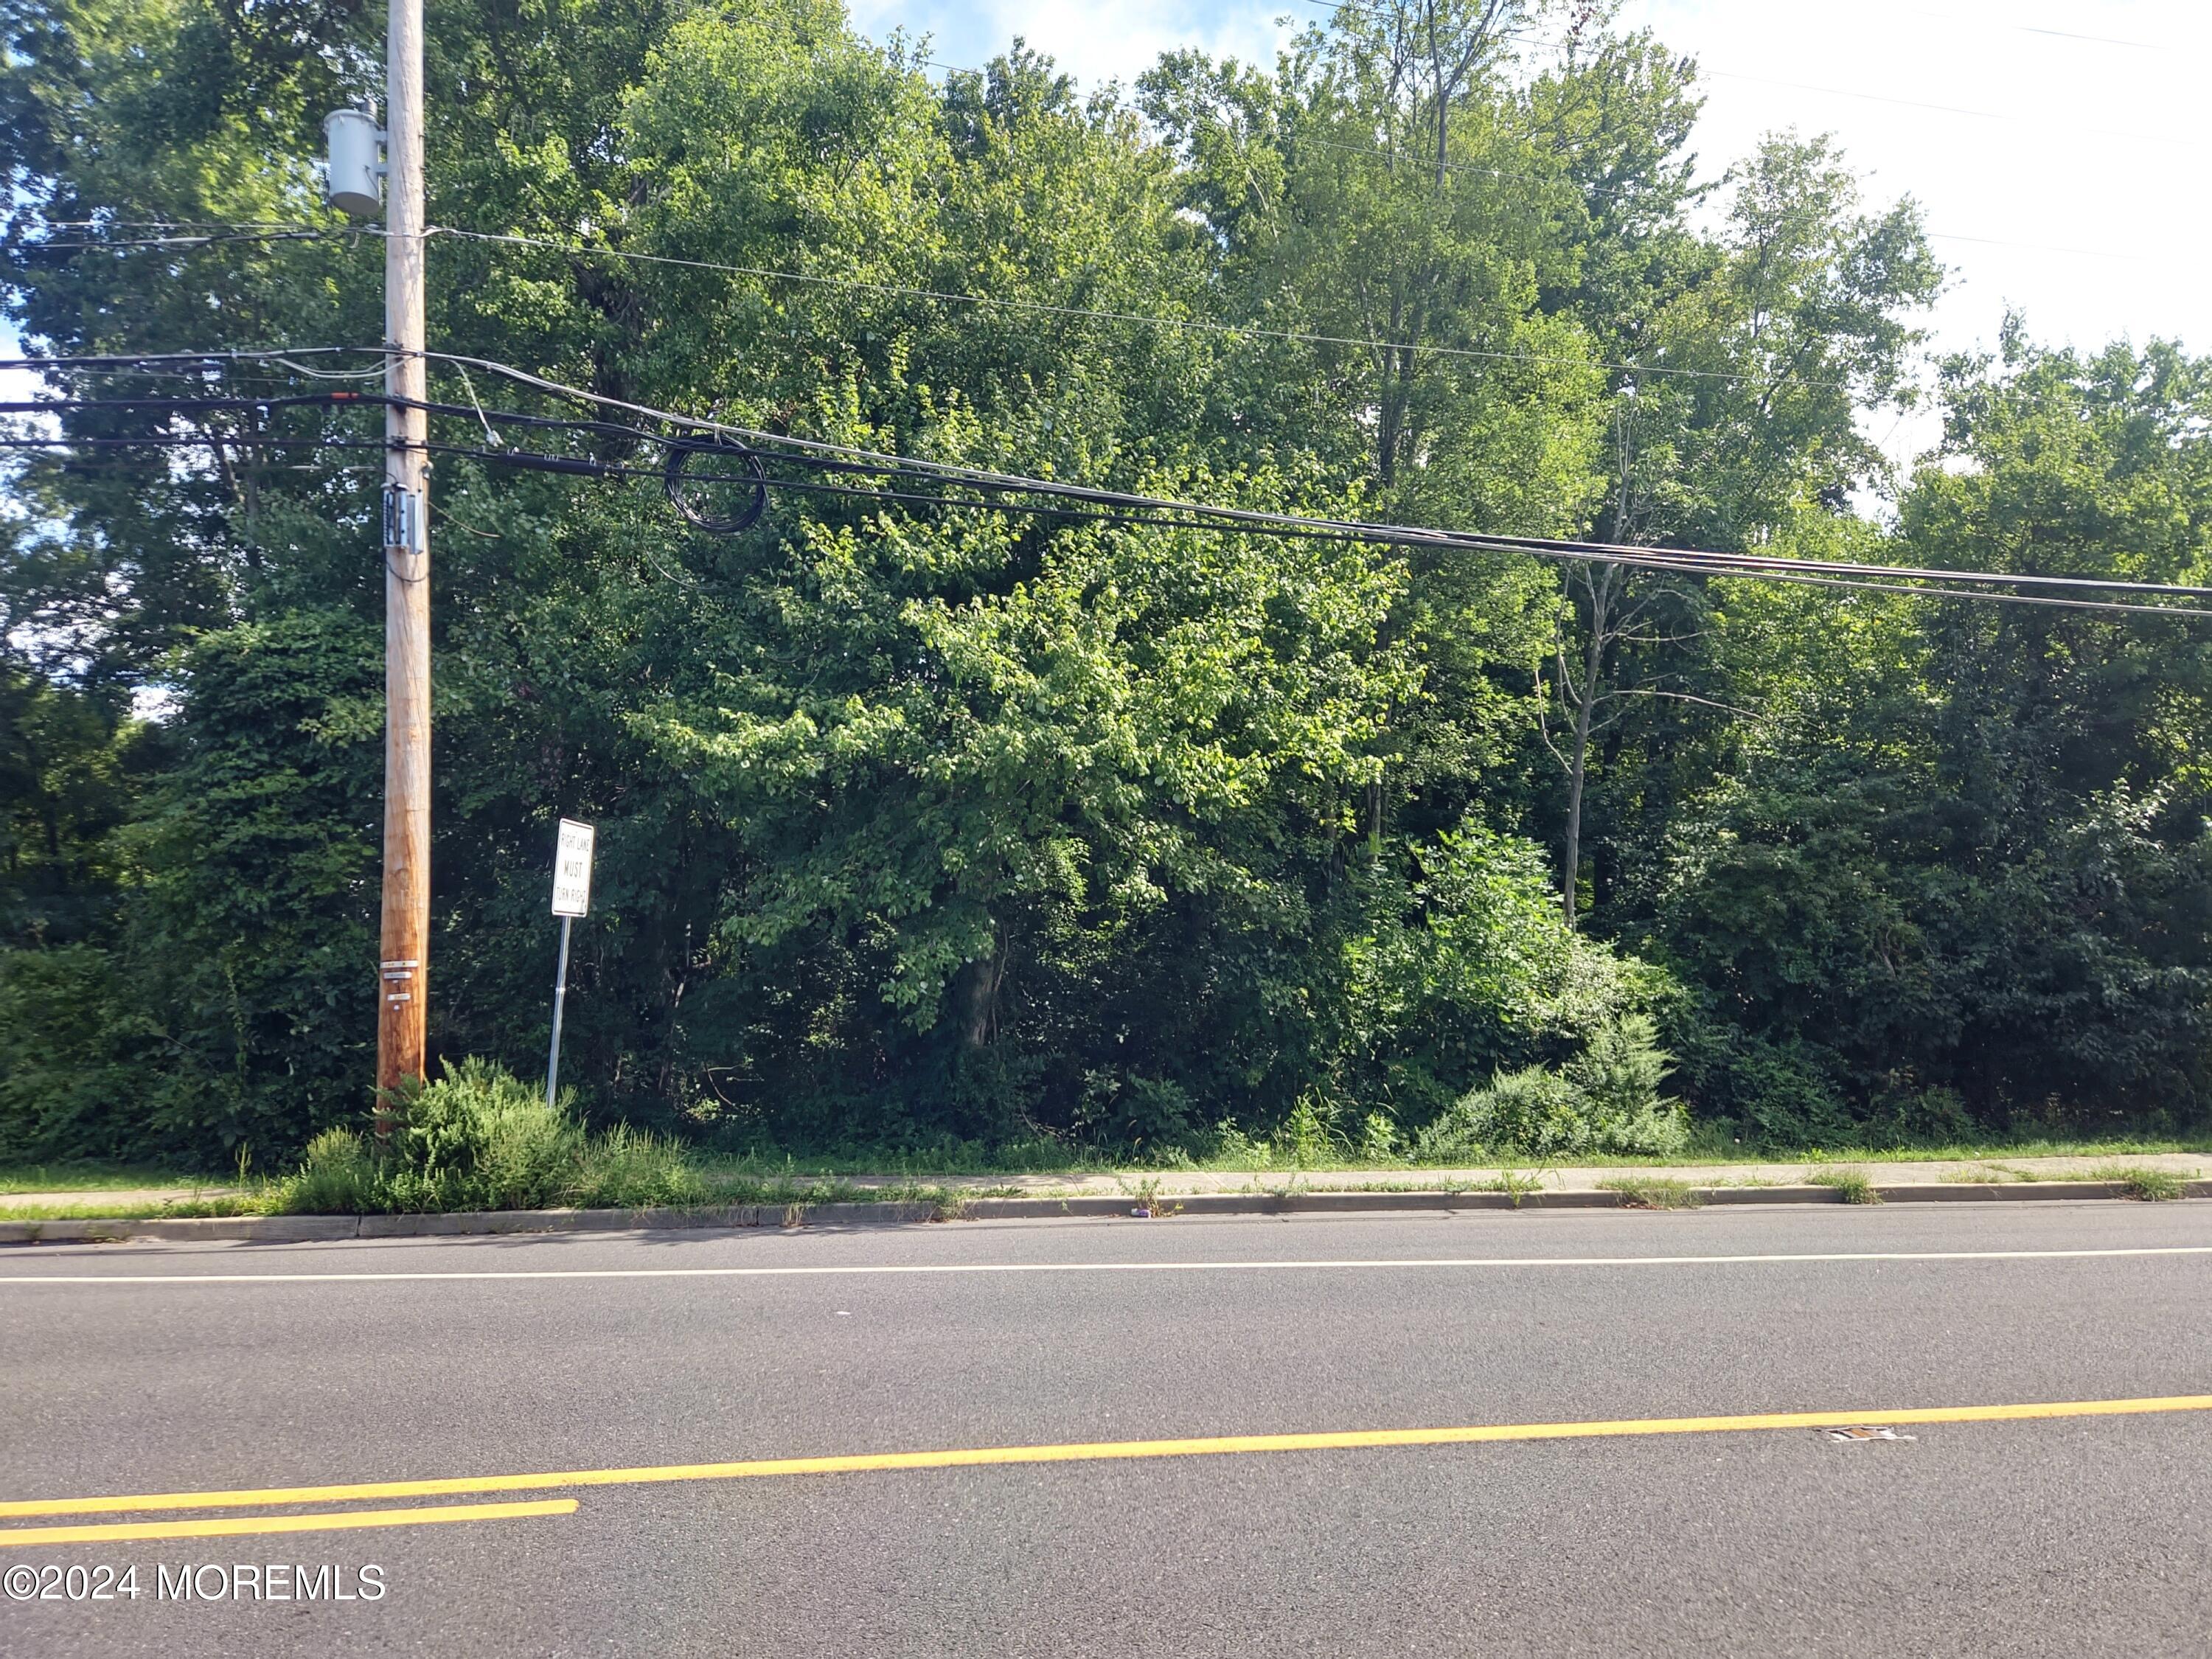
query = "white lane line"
xmin=2 ymin=1245 xmax=2211 ymax=1284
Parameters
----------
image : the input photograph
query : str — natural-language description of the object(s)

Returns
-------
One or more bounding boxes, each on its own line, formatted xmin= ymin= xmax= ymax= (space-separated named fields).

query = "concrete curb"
xmin=1871 ymin=1180 xmax=2167 ymax=1203
xmin=2 ymin=1179 xmax=2206 ymax=1245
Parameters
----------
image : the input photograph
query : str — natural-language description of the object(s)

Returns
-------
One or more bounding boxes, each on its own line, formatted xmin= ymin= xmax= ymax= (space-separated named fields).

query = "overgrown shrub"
xmin=1413 ymin=1016 xmax=1688 ymax=1162
xmin=1077 ymin=1071 xmax=1197 ymax=1151
xmin=1357 ymin=1110 xmax=1401 ymax=1163
xmin=274 ymin=1059 xmax=701 ymax=1214
xmin=285 ymin=1125 xmax=379 ymax=1212
xmin=389 ymin=1057 xmax=582 ymax=1210
xmin=1566 ymin=1014 xmax=1673 ymax=1124
xmin=1416 ymin=1065 xmax=1586 ymax=1161
xmin=1281 ymin=1089 xmax=1345 ymax=1164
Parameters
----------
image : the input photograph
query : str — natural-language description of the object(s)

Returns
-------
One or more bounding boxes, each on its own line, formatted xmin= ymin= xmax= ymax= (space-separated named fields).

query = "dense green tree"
xmin=0 ymin=0 xmax=2204 ymax=1164
xmin=1651 ymin=335 xmax=2212 ymax=1134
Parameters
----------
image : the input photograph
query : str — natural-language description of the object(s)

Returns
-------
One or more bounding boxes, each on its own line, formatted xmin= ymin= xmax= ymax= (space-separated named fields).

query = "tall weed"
xmin=276 ymin=1058 xmax=703 ymax=1214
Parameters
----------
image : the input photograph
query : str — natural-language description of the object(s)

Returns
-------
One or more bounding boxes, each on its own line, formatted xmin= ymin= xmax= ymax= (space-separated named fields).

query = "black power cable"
xmin=10 ymin=366 xmax=2212 ymax=620
xmin=14 ymin=423 xmax=2212 ymax=620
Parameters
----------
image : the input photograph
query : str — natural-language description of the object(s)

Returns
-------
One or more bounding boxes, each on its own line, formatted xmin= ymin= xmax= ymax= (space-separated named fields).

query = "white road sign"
xmin=552 ymin=818 xmax=595 ymax=917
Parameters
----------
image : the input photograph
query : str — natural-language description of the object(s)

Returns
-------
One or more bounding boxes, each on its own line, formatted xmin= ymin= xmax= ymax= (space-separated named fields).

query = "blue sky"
xmin=849 ymin=0 xmax=2212 ymax=463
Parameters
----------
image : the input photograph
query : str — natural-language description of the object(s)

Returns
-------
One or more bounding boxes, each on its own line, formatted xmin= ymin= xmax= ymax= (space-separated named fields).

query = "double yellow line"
xmin=7 ymin=1394 xmax=2209 ymax=1548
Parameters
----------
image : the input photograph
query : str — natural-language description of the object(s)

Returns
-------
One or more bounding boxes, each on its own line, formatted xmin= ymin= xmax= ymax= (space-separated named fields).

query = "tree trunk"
xmin=956 ymin=928 xmax=1005 ymax=1051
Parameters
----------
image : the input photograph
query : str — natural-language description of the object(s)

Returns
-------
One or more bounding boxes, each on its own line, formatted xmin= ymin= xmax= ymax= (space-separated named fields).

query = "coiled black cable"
xmin=662 ymin=434 xmax=767 ymax=533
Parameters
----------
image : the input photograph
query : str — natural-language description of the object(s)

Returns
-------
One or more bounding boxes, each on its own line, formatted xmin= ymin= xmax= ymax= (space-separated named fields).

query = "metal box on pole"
xmin=322 ymin=110 xmax=384 ymax=220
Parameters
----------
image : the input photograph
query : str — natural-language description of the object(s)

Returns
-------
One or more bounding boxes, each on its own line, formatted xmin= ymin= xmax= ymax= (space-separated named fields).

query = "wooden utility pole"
xmin=375 ymin=0 xmax=430 ymax=1119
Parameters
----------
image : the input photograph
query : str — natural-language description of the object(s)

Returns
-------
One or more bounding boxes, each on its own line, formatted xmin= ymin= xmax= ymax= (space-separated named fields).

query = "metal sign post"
xmin=546 ymin=818 xmax=595 ymax=1109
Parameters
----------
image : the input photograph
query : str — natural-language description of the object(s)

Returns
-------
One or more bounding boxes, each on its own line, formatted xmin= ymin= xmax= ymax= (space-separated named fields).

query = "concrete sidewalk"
xmin=2 ymin=1152 xmax=2204 ymax=1212
xmin=4 ymin=1160 xmax=2209 ymax=1245
xmin=0 ymin=1183 xmax=242 ymax=1211
xmin=843 ymin=1152 xmax=2210 ymax=1197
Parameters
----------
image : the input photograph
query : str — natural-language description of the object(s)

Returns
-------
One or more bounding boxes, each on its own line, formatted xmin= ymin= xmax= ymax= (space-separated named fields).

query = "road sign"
xmin=552 ymin=818 xmax=594 ymax=917
xmin=546 ymin=818 xmax=594 ymax=1107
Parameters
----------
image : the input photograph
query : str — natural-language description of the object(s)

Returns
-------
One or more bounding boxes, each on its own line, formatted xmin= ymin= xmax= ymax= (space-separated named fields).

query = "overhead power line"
xmin=1837 ymin=4 xmax=2161 ymax=53
xmin=10 ymin=416 xmax=2188 ymax=616
xmin=413 ymin=350 xmax=2212 ymax=607
xmin=13 ymin=160 xmax=2155 ymax=378
xmin=8 ymin=227 xmax=374 ymax=254
xmin=10 ymin=222 xmax=1781 ymax=389
xmin=1696 ymin=69 xmax=2161 ymax=144
xmin=1926 ymin=232 xmax=2145 ymax=263
xmin=8 ymin=420 xmax=2203 ymax=616
xmin=16 ymin=417 xmax=2199 ymax=619
xmin=14 ymin=201 xmax=2155 ymax=331
xmin=0 ymin=347 xmax=366 ymax=366
xmin=24 ymin=210 xmax=2149 ymax=287
xmin=427 ymin=225 xmax=1753 ymax=386
xmin=16 ymin=200 xmax=2151 ymax=325
xmin=7 ymin=354 xmax=2209 ymax=622
xmin=2008 ymin=22 xmax=2157 ymax=50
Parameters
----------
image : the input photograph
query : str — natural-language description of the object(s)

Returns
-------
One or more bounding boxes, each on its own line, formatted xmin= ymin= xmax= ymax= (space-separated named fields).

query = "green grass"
xmin=643 ymin=1127 xmax=2212 ymax=1180
xmin=1937 ymin=1160 xmax=2197 ymax=1199
xmin=1806 ymin=1168 xmax=1883 ymax=1204
xmin=2087 ymin=1163 xmax=2188 ymax=1201
xmin=684 ymin=1143 xmax=1130 ymax=1180
xmin=12 ymin=1132 xmax=2212 ymax=1199
xmin=674 ymin=1127 xmax=2212 ymax=1178
xmin=6 ymin=1157 xmax=2202 ymax=1224
xmin=0 ymin=1164 xmax=232 ymax=1196
xmin=1786 ymin=1139 xmax=2208 ymax=1166
xmin=10 ymin=1116 xmax=2208 ymax=1220
xmin=282 ymin=1165 xmax=988 ymax=1217
xmin=1599 ymin=1176 xmax=1705 ymax=1209
xmin=0 ymin=1175 xmax=987 ymax=1224
xmin=1485 ymin=1169 xmax=1548 ymax=1206
xmin=0 ymin=1195 xmax=274 ymax=1222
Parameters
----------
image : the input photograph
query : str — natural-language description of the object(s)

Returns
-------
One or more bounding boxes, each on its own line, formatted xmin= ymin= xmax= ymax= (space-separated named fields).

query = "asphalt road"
xmin=4 ymin=1201 xmax=2210 ymax=1656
